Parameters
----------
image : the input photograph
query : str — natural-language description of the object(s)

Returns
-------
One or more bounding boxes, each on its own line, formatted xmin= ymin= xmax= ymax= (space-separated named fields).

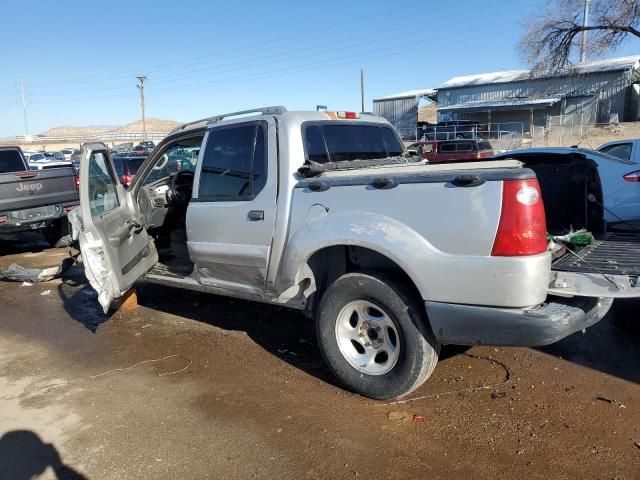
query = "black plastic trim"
xmin=295 ymin=167 xmax=535 ymax=189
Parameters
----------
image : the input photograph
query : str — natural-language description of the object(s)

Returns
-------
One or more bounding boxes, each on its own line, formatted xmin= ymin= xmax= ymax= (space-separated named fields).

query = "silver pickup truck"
xmin=72 ymin=107 xmax=640 ymax=400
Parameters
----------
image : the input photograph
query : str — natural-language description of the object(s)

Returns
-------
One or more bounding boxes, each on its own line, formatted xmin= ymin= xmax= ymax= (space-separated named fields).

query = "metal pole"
xmin=136 ymin=75 xmax=148 ymax=142
xmin=580 ymin=0 xmax=590 ymax=62
xmin=360 ymin=68 xmax=365 ymax=113
xmin=20 ymin=80 xmax=29 ymax=137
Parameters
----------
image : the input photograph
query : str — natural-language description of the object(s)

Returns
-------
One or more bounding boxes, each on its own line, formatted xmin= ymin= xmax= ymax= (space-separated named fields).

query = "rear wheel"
xmin=43 ymin=219 xmax=73 ymax=248
xmin=316 ymin=271 xmax=440 ymax=400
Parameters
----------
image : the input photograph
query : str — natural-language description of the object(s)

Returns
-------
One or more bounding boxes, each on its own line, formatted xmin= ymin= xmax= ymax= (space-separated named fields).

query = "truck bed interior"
xmin=522 ymin=152 xmax=640 ymax=279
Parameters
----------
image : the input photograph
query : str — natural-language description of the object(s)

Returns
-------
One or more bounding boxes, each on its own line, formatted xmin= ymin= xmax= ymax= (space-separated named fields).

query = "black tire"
xmin=316 ymin=271 xmax=440 ymax=400
xmin=43 ymin=220 xmax=73 ymax=248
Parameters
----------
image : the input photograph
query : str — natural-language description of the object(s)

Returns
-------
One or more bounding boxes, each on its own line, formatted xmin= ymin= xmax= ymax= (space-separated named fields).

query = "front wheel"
xmin=316 ymin=272 xmax=440 ymax=400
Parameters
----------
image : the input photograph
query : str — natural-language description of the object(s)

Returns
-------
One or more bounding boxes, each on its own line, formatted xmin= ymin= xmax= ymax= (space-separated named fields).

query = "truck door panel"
xmin=187 ymin=119 xmax=277 ymax=293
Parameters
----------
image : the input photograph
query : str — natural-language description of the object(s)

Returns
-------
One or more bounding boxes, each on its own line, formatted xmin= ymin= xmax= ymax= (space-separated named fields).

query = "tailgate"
xmin=0 ymin=168 xmax=78 ymax=212
xmin=550 ymin=232 xmax=640 ymax=298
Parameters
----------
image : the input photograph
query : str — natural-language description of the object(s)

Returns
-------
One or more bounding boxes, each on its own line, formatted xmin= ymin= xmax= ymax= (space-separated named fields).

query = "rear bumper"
xmin=0 ymin=203 xmax=77 ymax=233
xmin=425 ymin=296 xmax=613 ymax=347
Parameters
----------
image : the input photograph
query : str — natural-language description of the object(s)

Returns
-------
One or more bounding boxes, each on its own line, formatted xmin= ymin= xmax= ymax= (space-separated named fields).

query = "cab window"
xmin=198 ymin=122 xmax=267 ymax=200
xmin=142 ymin=142 xmax=201 ymax=187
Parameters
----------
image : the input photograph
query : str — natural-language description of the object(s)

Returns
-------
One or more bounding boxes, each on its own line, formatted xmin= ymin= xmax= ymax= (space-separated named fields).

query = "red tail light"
xmin=73 ymin=175 xmax=80 ymax=191
xmin=491 ymin=179 xmax=547 ymax=256
xmin=121 ymin=175 xmax=132 ymax=187
xmin=0 ymin=216 xmax=7 ymax=223
xmin=623 ymin=170 xmax=640 ymax=182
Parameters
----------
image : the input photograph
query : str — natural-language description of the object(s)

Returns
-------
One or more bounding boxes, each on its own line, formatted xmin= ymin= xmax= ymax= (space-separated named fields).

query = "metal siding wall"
xmin=373 ymin=97 xmax=418 ymax=138
xmin=438 ymin=71 xmax=633 ymax=123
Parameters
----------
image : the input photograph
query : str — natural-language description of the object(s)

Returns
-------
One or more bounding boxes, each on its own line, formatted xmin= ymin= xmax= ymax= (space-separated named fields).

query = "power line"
xmin=136 ymin=75 xmax=148 ymax=141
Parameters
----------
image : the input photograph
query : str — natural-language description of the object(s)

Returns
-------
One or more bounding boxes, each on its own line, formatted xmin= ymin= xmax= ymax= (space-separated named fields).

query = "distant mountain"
xmin=39 ymin=118 xmax=181 ymax=137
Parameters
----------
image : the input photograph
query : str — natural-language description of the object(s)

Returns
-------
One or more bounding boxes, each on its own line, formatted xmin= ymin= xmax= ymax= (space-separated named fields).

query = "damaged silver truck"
xmin=71 ymin=107 xmax=640 ymax=400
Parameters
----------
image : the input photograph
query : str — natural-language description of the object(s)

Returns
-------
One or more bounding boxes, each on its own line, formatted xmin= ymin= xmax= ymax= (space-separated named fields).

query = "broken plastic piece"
xmin=0 ymin=258 xmax=74 ymax=283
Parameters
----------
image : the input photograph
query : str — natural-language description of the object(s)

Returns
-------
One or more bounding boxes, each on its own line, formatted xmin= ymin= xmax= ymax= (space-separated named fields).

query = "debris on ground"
xmin=491 ymin=392 xmax=507 ymax=399
xmin=0 ymin=257 xmax=74 ymax=283
xmin=412 ymin=415 xmax=428 ymax=424
xmin=40 ymin=290 xmax=51 ymax=296
xmin=552 ymin=229 xmax=595 ymax=247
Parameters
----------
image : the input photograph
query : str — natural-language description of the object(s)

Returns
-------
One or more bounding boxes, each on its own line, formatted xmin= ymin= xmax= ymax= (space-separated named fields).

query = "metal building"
xmin=372 ymin=89 xmax=436 ymax=139
xmin=436 ymin=55 xmax=640 ymax=132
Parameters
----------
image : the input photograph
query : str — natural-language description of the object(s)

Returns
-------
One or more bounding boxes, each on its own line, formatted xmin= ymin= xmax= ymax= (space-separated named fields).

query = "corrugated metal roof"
xmin=438 ymin=96 xmax=564 ymax=112
xmin=439 ymin=55 xmax=640 ymax=89
xmin=374 ymin=88 xmax=436 ymax=101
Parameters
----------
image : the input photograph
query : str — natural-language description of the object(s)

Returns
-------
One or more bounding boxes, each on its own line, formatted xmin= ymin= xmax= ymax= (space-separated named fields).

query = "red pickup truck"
xmin=419 ymin=139 xmax=494 ymax=163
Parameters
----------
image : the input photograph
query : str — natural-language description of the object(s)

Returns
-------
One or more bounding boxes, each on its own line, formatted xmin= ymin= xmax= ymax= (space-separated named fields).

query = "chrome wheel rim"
xmin=334 ymin=300 xmax=400 ymax=376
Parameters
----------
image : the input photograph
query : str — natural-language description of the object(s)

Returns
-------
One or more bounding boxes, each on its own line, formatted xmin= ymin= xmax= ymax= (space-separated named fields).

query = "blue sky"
xmin=0 ymin=0 xmax=638 ymax=136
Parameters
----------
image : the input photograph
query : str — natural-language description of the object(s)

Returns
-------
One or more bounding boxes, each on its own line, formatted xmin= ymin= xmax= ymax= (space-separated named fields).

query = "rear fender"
xmin=276 ymin=211 xmax=438 ymax=302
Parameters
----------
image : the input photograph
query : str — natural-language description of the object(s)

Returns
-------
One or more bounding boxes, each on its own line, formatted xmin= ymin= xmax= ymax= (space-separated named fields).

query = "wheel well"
xmin=304 ymin=245 xmax=421 ymax=316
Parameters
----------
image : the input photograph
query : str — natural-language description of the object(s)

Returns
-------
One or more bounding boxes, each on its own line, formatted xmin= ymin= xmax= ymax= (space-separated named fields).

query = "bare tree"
xmin=520 ymin=0 xmax=640 ymax=71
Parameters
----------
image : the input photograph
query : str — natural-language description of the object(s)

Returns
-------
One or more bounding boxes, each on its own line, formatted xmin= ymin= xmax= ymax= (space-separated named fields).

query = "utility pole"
xmin=20 ymin=80 xmax=29 ymax=137
xmin=360 ymin=68 xmax=365 ymax=113
xmin=136 ymin=75 xmax=148 ymax=141
xmin=580 ymin=0 xmax=590 ymax=62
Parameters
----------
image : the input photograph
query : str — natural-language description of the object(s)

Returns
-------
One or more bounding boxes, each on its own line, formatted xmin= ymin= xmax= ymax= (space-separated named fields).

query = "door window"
xmin=142 ymin=142 xmax=201 ymax=186
xmin=198 ymin=122 xmax=267 ymax=200
xmin=88 ymin=151 xmax=120 ymax=218
xmin=600 ymin=143 xmax=632 ymax=161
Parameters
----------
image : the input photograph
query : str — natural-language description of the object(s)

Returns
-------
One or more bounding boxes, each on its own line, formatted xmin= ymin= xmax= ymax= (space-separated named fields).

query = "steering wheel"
xmin=168 ymin=171 xmax=195 ymax=207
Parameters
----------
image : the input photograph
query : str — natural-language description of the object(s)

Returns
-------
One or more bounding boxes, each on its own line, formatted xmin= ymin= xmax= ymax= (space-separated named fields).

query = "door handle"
xmin=247 ymin=210 xmax=264 ymax=221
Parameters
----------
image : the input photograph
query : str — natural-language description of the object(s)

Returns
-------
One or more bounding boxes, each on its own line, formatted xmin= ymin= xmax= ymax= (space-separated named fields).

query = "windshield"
xmin=0 ymin=150 xmax=26 ymax=173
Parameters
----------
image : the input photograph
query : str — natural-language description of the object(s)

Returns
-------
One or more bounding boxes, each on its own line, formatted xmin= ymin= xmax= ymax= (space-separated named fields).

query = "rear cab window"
xmin=0 ymin=149 xmax=27 ymax=173
xmin=302 ymin=122 xmax=404 ymax=164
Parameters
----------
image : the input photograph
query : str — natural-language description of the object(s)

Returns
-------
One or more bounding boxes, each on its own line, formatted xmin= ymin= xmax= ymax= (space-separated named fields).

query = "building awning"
xmin=438 ymin=96 xmax=563 ymax=112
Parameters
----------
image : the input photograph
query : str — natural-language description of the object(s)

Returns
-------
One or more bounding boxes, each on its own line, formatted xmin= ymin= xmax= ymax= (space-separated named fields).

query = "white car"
xmin=494 ymin=147 xmax=640 ymax=227
xmin=60 ymin=148 xmax=80 ymax=161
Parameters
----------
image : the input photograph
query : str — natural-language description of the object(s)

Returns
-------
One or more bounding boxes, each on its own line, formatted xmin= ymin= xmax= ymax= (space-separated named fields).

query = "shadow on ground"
xmin=0 ymin=232 xmax=50 ymax=256
xmin=0 ymin=430 xmax=87 ymax=480
xmin=56 ymin=265 xmax=109 ymax=333
xmin=538 ymin=299 xmax=640 ymax=385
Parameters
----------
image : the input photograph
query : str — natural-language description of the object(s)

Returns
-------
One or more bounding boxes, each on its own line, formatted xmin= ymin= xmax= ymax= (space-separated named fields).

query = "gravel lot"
xmin=1 ymin=234 xmax=639 ymax=479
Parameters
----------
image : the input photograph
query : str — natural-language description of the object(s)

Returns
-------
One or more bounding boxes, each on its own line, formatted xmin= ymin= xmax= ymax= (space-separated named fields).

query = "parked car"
xmin=418 ymin=139 xmax=494 ymax=162
xmin=493 ymin=147 xmax=640 ymax=227
xmin=43 ymin=151 xmax=66 ymax=161
xmin=112 ymin=154 xmax=146 ymax=187
xmin=29 ymin=161 xmax=74 ymax=171
xmin=417 ymin=120 xmax=482 ymax=140
xmin=60 ymin=148 xmax=80 ymax=161
xmin=27 ymin=152 xmax=46 ymax=162
xmin=112 ymin=143 xmax=133 ymax=155
xmin=0 ymin=146 xmax=79 ymax=246
xmin=71 ymin=107 xmax=640 ymax=400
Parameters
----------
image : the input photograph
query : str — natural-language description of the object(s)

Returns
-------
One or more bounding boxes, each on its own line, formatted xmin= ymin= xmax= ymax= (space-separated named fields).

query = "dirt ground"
xmin=1 ymin=234 xmax=639 ymax=480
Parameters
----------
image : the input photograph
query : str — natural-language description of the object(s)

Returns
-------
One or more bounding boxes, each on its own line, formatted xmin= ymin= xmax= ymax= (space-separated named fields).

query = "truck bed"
xmin=552 ymin=232 xmax=640 ymax=277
